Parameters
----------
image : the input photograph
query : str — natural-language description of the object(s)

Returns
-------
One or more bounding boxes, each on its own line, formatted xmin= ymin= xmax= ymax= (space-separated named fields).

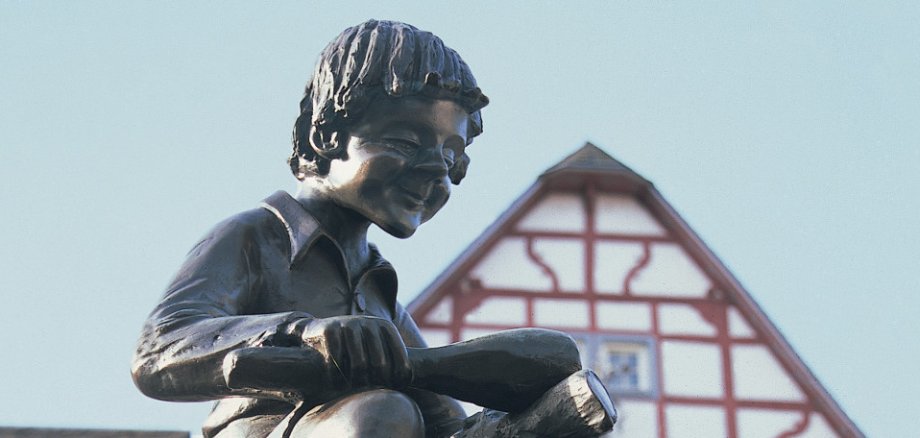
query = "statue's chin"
xmin=377 ymin=220 xmax=419 ymax=239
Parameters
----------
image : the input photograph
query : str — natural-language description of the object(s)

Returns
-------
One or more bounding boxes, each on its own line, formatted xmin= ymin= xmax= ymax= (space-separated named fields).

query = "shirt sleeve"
xmin=393 ymin=303 xmax=468 ymax=437
xmin=132 ymin=213 xmax=312 ymax=402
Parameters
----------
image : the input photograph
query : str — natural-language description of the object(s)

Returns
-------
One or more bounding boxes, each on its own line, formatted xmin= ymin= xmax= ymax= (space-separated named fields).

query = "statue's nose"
xmin=413 ymin=145 xmax=449 ymax=178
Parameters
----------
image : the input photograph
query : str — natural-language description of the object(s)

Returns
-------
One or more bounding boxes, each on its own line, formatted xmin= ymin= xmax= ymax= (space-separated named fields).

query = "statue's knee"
xmin=353 ymin=389 xmax=424 ymax=431
xmin=290 ymin=389 xmax=424 ymax=438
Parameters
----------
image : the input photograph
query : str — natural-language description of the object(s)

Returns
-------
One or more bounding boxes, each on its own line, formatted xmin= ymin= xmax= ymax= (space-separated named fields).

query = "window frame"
xmin=570 ymin=332 xmax=659 ymax=399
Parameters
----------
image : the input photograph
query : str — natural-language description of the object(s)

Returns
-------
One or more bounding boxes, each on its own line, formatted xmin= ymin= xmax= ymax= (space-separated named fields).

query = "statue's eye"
xmin=442 ymin=147 xmax=456 ymax=167
xmin=383 ymin=138 xmax=419 ymax=155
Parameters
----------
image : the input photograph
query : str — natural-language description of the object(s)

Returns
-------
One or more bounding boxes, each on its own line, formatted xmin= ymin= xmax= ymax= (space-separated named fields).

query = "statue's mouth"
xmin=397 ymin=184 xmax=433 ymax=208
xmin=397 ymin=188 xmax=427 ymax=209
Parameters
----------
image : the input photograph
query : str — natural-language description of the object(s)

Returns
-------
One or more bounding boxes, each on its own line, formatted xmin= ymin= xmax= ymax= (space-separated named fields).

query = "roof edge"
xmin=540 ymin=142 xmax=646 ymax=180
xmin=644 ymin=187 xmax=865 ymax=436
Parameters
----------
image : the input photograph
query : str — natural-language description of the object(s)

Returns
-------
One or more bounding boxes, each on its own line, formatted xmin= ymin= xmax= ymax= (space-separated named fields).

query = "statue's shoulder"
xmin=190 ymin=199 xmax=288 ymax=257
xmin=210 ymin=205 xmax=281 ymax=237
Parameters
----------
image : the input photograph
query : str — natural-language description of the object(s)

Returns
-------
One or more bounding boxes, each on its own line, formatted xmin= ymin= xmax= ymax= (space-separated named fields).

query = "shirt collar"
xmin=260 ymin=191 xmax=399 ymax=316
xmin=259 ymin=190 xmax=395 ymax=276
xmin=260 ymin=190 xmax=324 ymax=266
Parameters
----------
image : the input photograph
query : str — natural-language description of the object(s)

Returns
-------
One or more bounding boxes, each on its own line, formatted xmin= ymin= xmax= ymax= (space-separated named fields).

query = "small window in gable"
xmin=571 ymin=334 xmax=658 ymax=399
xmin=604 ymin=349 xmax=640 ymax=391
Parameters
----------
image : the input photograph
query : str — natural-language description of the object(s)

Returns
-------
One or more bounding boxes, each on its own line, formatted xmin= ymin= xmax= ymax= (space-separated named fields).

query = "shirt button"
xmin=354 ymin=293 xmax=366 ymax=312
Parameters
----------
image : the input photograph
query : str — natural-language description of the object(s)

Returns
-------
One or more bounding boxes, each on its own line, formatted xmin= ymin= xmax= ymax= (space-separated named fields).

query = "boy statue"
xmin=133 ymin=20 xmax=616 ymax=438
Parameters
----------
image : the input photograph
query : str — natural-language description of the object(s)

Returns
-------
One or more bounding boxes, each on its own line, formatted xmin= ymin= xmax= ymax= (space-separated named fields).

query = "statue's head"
xmin=291 ymin=20 xmax=490 ymax=238
xmin=290 ymin=19 xmax=489 ymax=185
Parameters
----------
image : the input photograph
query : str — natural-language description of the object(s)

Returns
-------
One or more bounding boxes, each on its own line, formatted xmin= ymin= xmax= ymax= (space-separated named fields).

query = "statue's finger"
xmin=344 ymin=323 xmax=369 ymax=387
xmin=321 ymin=323 xmax=349 ymax=388
xmin=363 ymin=323 xmax=390 ymax=386
xmin=381 ymin=324 xmax=411 ymax=387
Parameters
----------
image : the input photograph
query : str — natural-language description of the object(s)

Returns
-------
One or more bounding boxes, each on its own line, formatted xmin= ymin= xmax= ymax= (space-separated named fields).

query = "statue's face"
xmin=323 ymin=96 xmax=469 ymax=238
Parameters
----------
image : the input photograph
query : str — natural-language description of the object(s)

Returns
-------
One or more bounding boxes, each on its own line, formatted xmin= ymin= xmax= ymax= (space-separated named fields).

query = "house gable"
xmin=408 ymin=143 xmax=861 ymax=437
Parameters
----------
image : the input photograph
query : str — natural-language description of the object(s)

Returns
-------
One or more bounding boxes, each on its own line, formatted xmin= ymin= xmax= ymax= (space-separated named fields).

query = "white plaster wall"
xmin=516 ymin=193 xmax=585 ymax=232
xmin=658 ymin=303 xmax=718 ymax=337
xmin=532 ymin=238 xmax=585 ymax=292
xmin=593 ymin=241 xmax=645 ymax=295
xmin=662 ymin=341 xmax=724 ymax=398
xmin=631 ymin=243 xmax=711 ymax=297
xmin=737 ymin=409 xmax=807 ymax=438
xmin=799 ymin=413 xmax=838 ymax=437
xmin=425 ymin=297 xmax=453 ymax=324
xmin=607 ymin=400 xmax=658 ymax=437
xmin=533 ymin=299 xmax=590 ymax=328
xmin=464 ymin=296 xmax=527 ymax=325
xmin=665 ymin=404 xmax=726 ymax=438
xmin=572 ymin=336 xmax=591 ymax=368
xmin=460 ymin=327 xmax=500 ymax=342
xmin=419 ymin=329 xmax=452 ymax=347
xmin=469 ymin=237 xmax=552 ymax=291
xmin=596 ymin=301 xmax=652 ymax=332
xmin=595 ymin=193 xmax=667 ymax=236
xmin=457 ymin=401 xmax=483 ymax=416
xmin=736 ymin=410 xmax=838 ymax=437
xmin=732 ymin=345 xmax=805 ymax=401
xmin=728 ymin=306 xmax=756 ymax=338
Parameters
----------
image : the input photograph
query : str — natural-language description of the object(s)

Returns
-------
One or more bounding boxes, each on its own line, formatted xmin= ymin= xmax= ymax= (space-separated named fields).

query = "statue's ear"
xmin=308 ymin=126 xmax=347 ymax=160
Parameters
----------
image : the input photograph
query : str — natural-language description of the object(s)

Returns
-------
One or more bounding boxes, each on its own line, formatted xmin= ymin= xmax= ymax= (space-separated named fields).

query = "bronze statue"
xmin=132 ymin=20 xmax=616 ymax=438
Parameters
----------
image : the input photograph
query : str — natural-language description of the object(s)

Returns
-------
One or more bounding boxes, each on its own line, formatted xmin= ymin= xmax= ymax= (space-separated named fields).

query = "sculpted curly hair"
xmin=289 ymin=20 xmax=489 ymax=184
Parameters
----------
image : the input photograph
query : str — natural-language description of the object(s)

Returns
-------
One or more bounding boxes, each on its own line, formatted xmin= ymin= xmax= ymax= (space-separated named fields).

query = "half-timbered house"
xmin=408 ymin=143 xmax=862 ymax=437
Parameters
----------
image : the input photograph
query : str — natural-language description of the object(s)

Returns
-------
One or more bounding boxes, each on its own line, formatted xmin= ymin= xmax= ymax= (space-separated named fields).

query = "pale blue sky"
xmin=1 ymin=2 xmax=918 ymax=436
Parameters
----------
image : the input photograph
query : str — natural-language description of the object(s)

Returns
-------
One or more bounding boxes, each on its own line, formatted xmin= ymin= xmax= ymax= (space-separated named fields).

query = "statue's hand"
xmin=291 ymin=315 xmax=412 ymax=390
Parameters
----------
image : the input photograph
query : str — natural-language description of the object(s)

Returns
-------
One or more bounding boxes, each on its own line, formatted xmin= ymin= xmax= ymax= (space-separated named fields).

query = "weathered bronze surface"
xmin=132 ymin=19 xmax=616 ymax=437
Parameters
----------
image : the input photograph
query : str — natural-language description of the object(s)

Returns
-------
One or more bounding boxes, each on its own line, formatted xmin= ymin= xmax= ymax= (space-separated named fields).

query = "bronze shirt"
xmin=133 ymin=191 xmax=463 ymax=437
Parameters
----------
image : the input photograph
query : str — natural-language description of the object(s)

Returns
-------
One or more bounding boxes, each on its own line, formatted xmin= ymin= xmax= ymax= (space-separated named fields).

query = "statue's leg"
xmin=270 ymin=389 xmax=425 ymax=438
xmin=495 ymin=370 xmax=616 ymax=437
xmin=452 ymin=370 xmax=617 ymax=438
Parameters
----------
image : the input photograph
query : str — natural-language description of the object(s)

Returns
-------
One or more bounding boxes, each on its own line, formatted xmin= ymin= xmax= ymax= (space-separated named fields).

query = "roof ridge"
xmin=541 ymin=142 xmax=639 ymax=177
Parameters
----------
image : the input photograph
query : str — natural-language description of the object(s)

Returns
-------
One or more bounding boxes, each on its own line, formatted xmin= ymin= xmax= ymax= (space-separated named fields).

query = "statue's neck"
xmin=295 ymin=183 xmax=372 ymax=281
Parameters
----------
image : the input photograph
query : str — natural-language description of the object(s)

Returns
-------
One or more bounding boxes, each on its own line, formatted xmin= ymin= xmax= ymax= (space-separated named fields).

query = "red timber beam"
xmin=641 ymin=186 xmax=864 ymax=436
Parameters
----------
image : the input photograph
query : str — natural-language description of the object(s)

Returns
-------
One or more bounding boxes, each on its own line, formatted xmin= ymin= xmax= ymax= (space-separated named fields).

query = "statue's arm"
xmin=392 ymin=305 xmax=614 ymax=437
xmin=131 ymin=214 xmax=313 ymax=402
xmin=393 ymin=304 xmax=468 ymax=437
